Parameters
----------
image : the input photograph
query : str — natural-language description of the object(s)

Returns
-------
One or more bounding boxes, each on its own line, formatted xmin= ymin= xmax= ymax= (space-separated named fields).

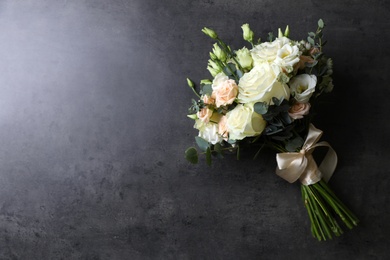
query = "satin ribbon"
xmin=275 ymin=124 xmax=338 ymax=185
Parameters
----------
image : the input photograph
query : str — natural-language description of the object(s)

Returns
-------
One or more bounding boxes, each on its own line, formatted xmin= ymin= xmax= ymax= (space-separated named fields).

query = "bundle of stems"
xmin=301 ymin=179 xmax=359 ymax=241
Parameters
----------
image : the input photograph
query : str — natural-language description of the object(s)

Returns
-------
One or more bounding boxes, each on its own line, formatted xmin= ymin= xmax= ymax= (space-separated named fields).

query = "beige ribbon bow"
xmin=275 ymin=124 xmax=338 ymax=185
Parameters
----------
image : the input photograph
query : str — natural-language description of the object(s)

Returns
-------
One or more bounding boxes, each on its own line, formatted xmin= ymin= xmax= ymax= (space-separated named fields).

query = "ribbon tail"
xmin=317 ymin=142 xmax=338 ymax=182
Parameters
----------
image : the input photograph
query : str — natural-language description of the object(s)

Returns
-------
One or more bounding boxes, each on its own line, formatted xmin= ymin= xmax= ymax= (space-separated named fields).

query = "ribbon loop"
xmin=275 ymin=124 xmax=338 ymax=185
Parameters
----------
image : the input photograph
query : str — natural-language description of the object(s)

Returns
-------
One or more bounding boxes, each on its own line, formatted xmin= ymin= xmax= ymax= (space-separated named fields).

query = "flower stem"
xmin=300 ymin=180 xmax=359 ymax=241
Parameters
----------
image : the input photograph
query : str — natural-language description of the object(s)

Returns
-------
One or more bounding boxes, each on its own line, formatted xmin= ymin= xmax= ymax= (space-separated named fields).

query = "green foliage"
xmin=185 ymin=147 xmax=198 ymax=164
xmin=256 ymin=97 xmax=294 ymax=140
xmin=195 ymin=136 xmax=210 ymax=152
xmin=254 ymin=102 xmax=268 ymax=114
xmin=318 ymin=19 xmax=325 ymax=29
xmin=285 ymin=136 xmax=304 ymax=152
xmin=188 ymin=99 xmax=204 ymax=113
xmin=268 ymin=32 xmax=275 ymax=42
xmin=200 ymin=84 xmax=213 ymax=96
xmin=222 ymin=63 xmax=237 ymax=76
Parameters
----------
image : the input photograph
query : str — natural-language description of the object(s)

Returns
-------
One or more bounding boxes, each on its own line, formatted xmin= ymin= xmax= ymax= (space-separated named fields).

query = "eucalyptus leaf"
xmin=254 ymin=102 xmax=268 ymax=114
xmin=214 ymin=143 xmax=223 ymax=154
xmin=272 ymin=97 xmax=282 ymax=106
xmin=286 ymin=136 xmax=304 ymax=152
xmin=307 ymin=36 xmax=315 ymax=45
xmin=268 ymin=32 xmax=275 ymax=42
xmin=236 ymin=69 xmax=244 ymax=78
xmin=308 ymin=32 xmax=316 ymax=37
xmin=280 ymin=111 xmax=292 ymax=125
xmin=195 ymin=136 xmax=210 ymax=152
xmin=318 ymin=19 xmax=324 ymax=28
xmin=223 ymin=63 xmax=237 ymax=76
xmin=201 ymin=84 xmax=213 ymax=96
xmin=185 ymin=147 xmax=198 ymax=164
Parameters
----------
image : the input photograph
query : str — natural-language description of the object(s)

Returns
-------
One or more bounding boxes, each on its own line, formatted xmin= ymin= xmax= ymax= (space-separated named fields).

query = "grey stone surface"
xmin=0 ymin=0 xmax=389 ymax=259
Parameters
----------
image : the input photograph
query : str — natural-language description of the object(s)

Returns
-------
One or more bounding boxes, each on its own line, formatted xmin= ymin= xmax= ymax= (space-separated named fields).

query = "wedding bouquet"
xmin=184 ymin=19 xmax=359 ymax=241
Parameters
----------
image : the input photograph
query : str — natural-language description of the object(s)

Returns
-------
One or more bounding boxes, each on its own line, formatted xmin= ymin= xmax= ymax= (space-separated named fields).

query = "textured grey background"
xmin=0 ymin=0 xmax=389 ymax=259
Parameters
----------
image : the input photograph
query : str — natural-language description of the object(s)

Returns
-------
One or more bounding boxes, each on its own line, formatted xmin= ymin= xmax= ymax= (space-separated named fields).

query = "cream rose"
xmin=289 ymin=102 xmax=311 ymax=119
xmin=211 ymin=73 xmax=238 ymax=107
xmin=235 ymin=47 xmax=253 ymax=69
xmin=237 ymin=63 xmax=290 ymax=104
xmin=226 ymin=103 xmax=266 ymax=140
xmin=202 ymin=94 xmax=215 ymax=105
xmin=218 ymin=115 xmax=229 ymax=140
xmin=197 ymin=107 xmax=213 ymax=123
xmin=289 ymin=74 xmax=317 ymax=103
xmin=197 ymin=122 xmax=222 ymax=145
xmin=251 ymin=37 xmax=291 ymax=65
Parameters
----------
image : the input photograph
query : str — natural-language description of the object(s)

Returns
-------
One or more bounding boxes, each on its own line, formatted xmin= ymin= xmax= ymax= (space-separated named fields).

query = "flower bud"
xmin=187 ymin=78 xmax=195 ymax=88
xmin=212 ymin=43 xmax=226 ymax=61
xmin=209 ymin=52 xmax=217 ymax=60
xmin=284 ymin=25 xmax=290 ymax=37
xmin=278 ymin=28 xmax=283 ymax=38
xmin=202 ymin=27 xmax=218 ymax=39
xmin=241 ymin=23 xmax=254 ymax=42
xmin=207 ymin=60 xmax=221 ymax=77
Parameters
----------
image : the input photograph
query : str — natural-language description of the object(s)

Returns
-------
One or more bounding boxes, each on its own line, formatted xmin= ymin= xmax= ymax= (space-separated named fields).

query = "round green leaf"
xmin=185 ymin=147 xmax=198 ymax=164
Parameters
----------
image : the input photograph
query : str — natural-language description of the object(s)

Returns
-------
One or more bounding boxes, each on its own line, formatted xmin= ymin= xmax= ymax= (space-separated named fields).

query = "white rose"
xmin=289 ymin=74 xmax=317 ymax=103
xmin=237 ymin=63 xmax=290 ymax=104
xmin=226 ymin=103 xmax=266 ymax=140
xmin=274 ymin=44 xmax=301 ymax=72
xmin=251 ymin=37 xmax=290 ymax=66
xmin=235 ymin=47 xmax=253 ymax=69
xmin=197 ymin=121 xmax=222 ymax=145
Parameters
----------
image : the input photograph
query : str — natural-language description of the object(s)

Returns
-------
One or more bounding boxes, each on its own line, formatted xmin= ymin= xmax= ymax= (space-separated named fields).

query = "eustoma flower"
xmin=289 ymin=74 xmax=317 ymax=103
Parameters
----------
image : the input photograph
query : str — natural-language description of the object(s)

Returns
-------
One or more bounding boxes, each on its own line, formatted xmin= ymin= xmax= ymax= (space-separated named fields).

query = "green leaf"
xmin=185 ymin=147 xmax=198 ymax=164
xmin=236 ymin=69 xmax=244 ymax=78
xmin=201 ymin=84 xmax=213 ymax=96
xmin=307 ymin=36 xmax=315 ymax=45
xmin=195 ymin=136 xmax=210 ymax=152
xmin=254 ymin=102 xmax=268 ymax=114
xmin=286 ymin=136 xmax=304 ymax=152
xmin=318 ymin=19 xmax=324 ymax=29
xmin=223 ymin=63 xmax=237 ymax=76
xmin=272 ymin=97 xmax=282 ymax=106
xmin=308 ymin=32 xmax=316 ymax=37
xmin=268 ymin=32 xmax=275 ymax=42
xmin=206 ymin=147 xmax=212 ymax=166
xmin=214 ymin=143 xmax=222 ymax=154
